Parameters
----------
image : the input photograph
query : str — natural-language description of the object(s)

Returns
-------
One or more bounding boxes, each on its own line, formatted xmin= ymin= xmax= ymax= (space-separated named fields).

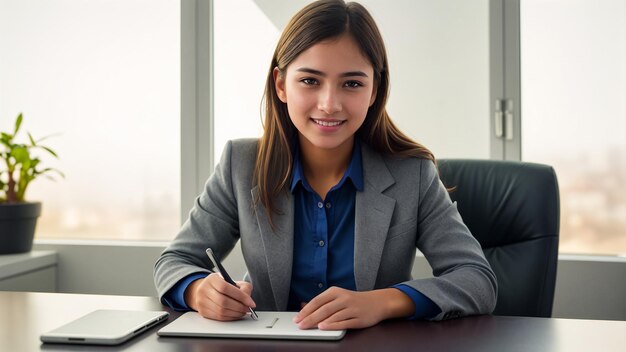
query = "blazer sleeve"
xmin=153 ymin=140 xmax=240 ymax=303
xmin=401 ymin=160 xmax=498 ymax=321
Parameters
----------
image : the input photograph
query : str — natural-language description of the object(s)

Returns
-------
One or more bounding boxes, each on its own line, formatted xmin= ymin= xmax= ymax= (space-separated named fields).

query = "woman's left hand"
xmin=293 ymin=287 xmax=414 ymax=330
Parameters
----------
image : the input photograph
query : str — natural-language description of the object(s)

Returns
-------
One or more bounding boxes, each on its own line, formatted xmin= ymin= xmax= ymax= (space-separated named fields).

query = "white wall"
xmin=371 ymin=0 xmax=490 ymax=159
xmin=33 ymin=241 xmax=626 ymax=321
xmin=34 ymin=241 xmax=163 ymax=296
xmin=551 ymin=255 xmax=626 ymax=320
xmin=216 ymin=0 xmax=490 ymax=161
xmin=414 ymin=254 xmax=626 ymax=321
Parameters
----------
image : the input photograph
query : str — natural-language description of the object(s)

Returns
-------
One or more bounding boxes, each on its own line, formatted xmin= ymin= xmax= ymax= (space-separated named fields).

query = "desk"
xmin=1 ymin=291 xmax=624 ymax=352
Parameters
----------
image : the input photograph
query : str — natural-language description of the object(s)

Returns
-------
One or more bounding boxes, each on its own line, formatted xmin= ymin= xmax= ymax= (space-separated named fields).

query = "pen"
xmin=205 ymin=248 xmax=259 ymax=320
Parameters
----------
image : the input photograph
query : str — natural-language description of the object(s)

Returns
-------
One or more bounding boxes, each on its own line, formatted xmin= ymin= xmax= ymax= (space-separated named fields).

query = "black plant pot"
xmin=0 ymin=202 xmax=41 ymax=255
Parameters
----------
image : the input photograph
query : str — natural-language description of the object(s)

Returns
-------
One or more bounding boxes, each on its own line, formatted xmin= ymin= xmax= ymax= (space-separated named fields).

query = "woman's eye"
xmin=344 ymin=81 xmax=363 ymax=88
xmin=300 ymin=78 xmax=319 ymax=85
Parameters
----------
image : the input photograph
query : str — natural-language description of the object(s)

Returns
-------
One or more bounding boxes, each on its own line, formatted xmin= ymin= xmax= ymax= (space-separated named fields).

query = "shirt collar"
xmin=290 ymin=139 xmax=364 ymax=193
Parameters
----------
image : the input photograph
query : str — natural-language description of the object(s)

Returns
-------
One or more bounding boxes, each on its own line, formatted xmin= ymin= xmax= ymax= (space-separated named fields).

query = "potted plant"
xmin=0 ymin=113 xmax=62 ymax=254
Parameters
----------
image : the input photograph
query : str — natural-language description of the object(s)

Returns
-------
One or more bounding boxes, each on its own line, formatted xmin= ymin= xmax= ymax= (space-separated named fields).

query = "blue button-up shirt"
xmin=287 ymin=140 xmax=363 ymax=309
xmin=163 ymin=140 xmax=440 ymax=320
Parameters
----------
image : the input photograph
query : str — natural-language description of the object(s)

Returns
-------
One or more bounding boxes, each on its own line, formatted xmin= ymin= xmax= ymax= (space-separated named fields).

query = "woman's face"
xmin=274 ymin=34 xmax=377 ymax=152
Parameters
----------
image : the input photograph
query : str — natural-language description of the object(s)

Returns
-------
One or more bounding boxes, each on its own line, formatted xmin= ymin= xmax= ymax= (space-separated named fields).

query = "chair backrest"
xmin=438 ymin=159 xmax=560 ymax=317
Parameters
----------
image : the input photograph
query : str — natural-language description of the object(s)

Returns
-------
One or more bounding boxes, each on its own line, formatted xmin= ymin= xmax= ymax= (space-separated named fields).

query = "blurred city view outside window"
xmin=521 ymin=0 xmax=626 ymax=255
xmin=0 ymin=0 xmax=180 ymax=240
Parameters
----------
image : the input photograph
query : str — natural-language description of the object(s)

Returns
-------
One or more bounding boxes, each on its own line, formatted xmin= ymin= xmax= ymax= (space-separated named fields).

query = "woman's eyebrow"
xmin=295 ymin=67 xmax=369 ymax=78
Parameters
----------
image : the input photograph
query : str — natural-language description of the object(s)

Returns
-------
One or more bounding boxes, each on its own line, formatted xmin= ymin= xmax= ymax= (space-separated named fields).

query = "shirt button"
xmin=325 ymin=203 xmax=331 ymax=209
xmin=319 ymin=240 xmax=325 ymax=247
xmin=317 ymin=202 xmax=323 ymax=208
xmin=318 ymin=283 xmax=323 ymax=288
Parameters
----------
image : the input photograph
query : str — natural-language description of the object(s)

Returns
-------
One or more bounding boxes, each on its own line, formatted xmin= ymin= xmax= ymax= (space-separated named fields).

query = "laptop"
xmin=158 ymin=311 xmax=345 ymax=341
xmin=40 ymin=309 xmax=169 ymax=345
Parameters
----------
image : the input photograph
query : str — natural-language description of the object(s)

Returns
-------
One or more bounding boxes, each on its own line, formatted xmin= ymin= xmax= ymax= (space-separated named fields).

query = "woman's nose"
xmin=317 ymin=86 xmax=342 ymax=114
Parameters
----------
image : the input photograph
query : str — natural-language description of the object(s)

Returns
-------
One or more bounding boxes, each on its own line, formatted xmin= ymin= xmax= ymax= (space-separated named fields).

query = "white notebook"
xmin=158 ymin=311 xmax=345 ymax=341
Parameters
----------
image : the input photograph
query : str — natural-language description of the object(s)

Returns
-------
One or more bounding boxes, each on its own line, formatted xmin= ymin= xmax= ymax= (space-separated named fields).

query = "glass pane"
xmin=521 ymin=0 xmax=626 ymax=255
xmin=213 ymin=0 xmax=276 ymax=161
xmin=214 ymin=0 xmax=490 ymax=161
xmin=0 ymin=0 xmax=180 ymax=240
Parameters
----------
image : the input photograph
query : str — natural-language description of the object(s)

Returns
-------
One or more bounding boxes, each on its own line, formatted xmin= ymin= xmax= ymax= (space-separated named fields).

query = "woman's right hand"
xmin=184 ymin=273 xmax=256 ymax=321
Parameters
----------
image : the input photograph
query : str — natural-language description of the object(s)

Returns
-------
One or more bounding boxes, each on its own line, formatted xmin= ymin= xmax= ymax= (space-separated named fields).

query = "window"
xmin=521 ymin=0 xmax=626 ymax=255
xmin=0 ymin=0 xmax=180 ymax=240
xmin=213 ymin=0 xmax=275 ymax=161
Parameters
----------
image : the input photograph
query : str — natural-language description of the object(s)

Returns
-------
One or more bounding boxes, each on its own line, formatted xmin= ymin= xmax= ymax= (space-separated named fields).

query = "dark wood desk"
xmin=1 ymin=291 xmax=624 ymax=351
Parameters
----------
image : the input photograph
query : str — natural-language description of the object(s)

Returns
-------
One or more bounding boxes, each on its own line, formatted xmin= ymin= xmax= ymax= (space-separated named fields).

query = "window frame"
xmin=490 ymin=0 xmax=521 ymax=160
xmin=180 ymin=0 xmax=215 ymax=223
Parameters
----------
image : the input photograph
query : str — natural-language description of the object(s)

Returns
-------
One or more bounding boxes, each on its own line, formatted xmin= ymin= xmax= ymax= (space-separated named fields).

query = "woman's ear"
xmin=273 ymin=67 xmax=287 ymax=103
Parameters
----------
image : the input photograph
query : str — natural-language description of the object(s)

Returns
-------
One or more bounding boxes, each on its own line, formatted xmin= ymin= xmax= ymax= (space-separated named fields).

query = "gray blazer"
xmin=154 ymin=139 xmax=497 ymax=321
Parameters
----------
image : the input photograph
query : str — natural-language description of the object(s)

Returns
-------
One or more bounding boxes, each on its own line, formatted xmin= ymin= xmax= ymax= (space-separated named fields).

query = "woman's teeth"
xmin=313 ymin=119 xmax=343 ymax=127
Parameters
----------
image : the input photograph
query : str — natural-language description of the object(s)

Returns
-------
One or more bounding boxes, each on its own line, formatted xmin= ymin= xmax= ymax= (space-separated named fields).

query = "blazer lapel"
xmin=251 ymin=187 xmax=294 ymax=310
xmin=354 ymin=144 xmax=396 ymax=291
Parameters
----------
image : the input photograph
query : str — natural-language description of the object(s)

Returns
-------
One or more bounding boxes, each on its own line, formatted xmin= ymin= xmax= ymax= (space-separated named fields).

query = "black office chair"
xmin=438 ymin=159 xmax=560 ymax=318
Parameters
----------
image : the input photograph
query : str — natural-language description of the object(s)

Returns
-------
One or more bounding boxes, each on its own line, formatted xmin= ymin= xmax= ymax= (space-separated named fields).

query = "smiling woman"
xmin=274 ymin=34 xmax=376 ymax=156
xmin=0 ymin=0 xmax=180 ymax=241
xmin=155 ymin=0 xmax=496 ymax=332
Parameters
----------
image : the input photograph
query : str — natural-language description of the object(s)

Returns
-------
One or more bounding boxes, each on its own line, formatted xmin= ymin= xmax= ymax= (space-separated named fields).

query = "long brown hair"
xmin=254 ymin=0 xmax=435 ymax=227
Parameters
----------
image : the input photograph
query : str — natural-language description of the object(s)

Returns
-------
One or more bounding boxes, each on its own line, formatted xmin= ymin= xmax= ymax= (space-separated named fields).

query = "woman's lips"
xmin=311 ymin=118 xmax=346 ymax=127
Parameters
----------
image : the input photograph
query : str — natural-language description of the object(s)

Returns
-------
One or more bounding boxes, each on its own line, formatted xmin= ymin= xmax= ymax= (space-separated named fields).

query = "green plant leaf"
xmin=38 ymin=145 xmax=59 ymax=158
xmin=38 ymin=167 xmax=65 ymax=178
xmin=2 ymin=112 xmax=63 ymax=202
xmin=22 ymin=158 xmax=32 ymax=170
xmin=28 ymin=132 xmax=37 ymax=146
xmin=42 ymin=174 xmax=57 ymax=182
xmin=53 ymin=168 xmax=65 ymax=178
xmin=26 ymin=160 xmax=38 ymax=173
xmin=36 ymin=133 xmax=62 ymax=143
xmin=1 ymin=132 xmax=13 ymax=146
xmin=10 ymin=146 xmax=30 ymax=164
xmin=14 ymin=113 xmax=23 ymax=135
